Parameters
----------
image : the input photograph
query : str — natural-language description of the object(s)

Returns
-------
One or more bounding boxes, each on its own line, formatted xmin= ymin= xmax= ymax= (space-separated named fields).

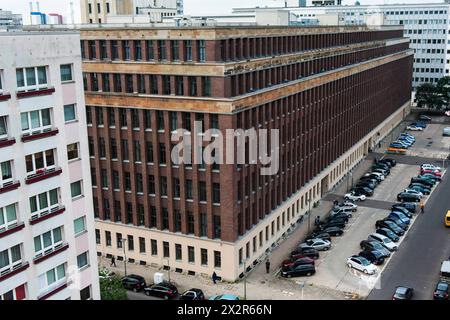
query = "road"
xmin=127 ymin=291 xmax=164 ymax=300
xmin=368 ymin=170 xmax=450 ymax=300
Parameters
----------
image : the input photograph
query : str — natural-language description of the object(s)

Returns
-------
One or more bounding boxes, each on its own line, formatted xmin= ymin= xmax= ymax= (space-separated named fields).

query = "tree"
xmin=100 ymin=275 xmax=128 ymax=300
xmin=415 ymin=82 xmax=444 ymax=109
xmin=436 ymin=76 xmax=450 ymax=105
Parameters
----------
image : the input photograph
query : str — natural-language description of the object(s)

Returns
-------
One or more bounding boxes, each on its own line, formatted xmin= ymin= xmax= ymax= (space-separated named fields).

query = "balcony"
xmin=0 ymin=92 xmax=11 ymax=101
xmin=33 ymin=243 xmax=69 ymax=264
xmin=0 ymin=180 xmax=20 ymax=194
xmin=0 ymin=222 xmax=25 ymax=239
xmin=25 ymin=167 xmax=62 ymax=185
xmin=0 ymin=137 xmax=15 ymax=149
xmin=38 ymin=281 xmax=67 ymax=300
xmin=0 ymin=261 xmax=30 ymax=282
xmin=30 ymin=206 xmax=65 ymax=225
xmin=16 ymin=87 xmax=55 ymax=99
xmin=22 ymin=128 xmax=59 ymax=142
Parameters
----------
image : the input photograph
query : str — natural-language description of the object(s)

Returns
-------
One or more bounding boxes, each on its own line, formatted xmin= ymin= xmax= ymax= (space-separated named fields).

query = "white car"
xmin=421 ymin=164 xmax=442 ymax=172
xmin=406 ymin=125 xmax=423 ymax=131
xmin=347 ymin=256 xmax=378 ymax=275
xmin=403 ymin=188 xmax=423 ymax=198
xmin=368 ymin=233 xmax=398 ymax=251
xmin=300 ymin=239 xmax=331 ymax=251
xmin=365 ymin=172 xmax=385 ymax=181
xmin=344 ymin=192 xmax=366 ymax=202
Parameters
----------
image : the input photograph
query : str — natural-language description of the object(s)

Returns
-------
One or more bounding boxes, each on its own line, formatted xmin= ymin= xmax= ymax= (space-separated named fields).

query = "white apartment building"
xmin=234 ymin=2 xmax=450 ymax=89
xmin=0 ymin=31 xmax=100 ymax=300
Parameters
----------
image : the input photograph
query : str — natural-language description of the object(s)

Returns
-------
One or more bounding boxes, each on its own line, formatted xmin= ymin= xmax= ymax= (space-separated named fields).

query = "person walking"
xmin=420 ymin=202 xmax=425 ymax=214
xmin=265 ymin=260 xmax=271 ymax=274
xmin=212 ymin=271 xmax=218 ymax=284
xmin=315 ymin=216 xmax=321 ymax=226
xmin=110 ymin=255 xmax=116 ymax=267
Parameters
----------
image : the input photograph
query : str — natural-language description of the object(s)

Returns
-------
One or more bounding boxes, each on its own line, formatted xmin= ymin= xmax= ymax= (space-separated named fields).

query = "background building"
xmin=80 ymin=24 xmax=412 ymax=281
xmin=0 ymin=31 xmax=99 ymax=300
xmin=0 ymin=9 xmax=23 ymax=30
xmin=234 ymin=2 xmax=450 ymax=89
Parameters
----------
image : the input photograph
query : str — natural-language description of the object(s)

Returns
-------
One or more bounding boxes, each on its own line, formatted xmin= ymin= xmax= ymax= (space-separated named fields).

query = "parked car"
xmin=312 ymin=227 xmax=344 ymax=237
xmin=410 ymin=122 xmax=426 ymax=128
xmin=300 ymin=239 xmax=331 ymax=251
xmin=390 ymin=142 xmax=409 ymax=149
xmin=385 ymin=217 xmax=408 ymax=231
xmin=419 ymin=115 xmax=432 ymax=121
xmin=325 ymin=216 xmax=348 ymax=225
xmin=406 ymin=125 xmax=423 ymax=131
xmin=344 ymin=191 xmax=366 ymax=201
xmin=397 ymin=192 xmax=421 ymax=202
xmin=410 ymin=177 xmax=434 ymax=187
xmin=421 ymin=164 xmax=441 ymax=171
xmin=373 ymin=162 xmax=391 ymax=171
xmin=388 ymin=212 xmax=411 ymax=226
xmin=392 ymin=286 xmax=414 ymax=300
xmin=367 ymin=233 xmax=398 ymax=251
xmin=364 ymin=172 xmax=384 ymax=181
xmin=359 ymin=177 xmax=379 ymax=186
xmin=392 ymin=202 xmax=416 ymax=214
xmin=333 ymin=201 xmax=358 ymax=211
xmin=408 ymin=184 xmax=430 ymax=195
xmin=346 ymin=256 xmax=378 ymax=275
xmin=281 ymin=256 xmax=315 ymax=268
xmin=402 ymin=188 xmax=423 ymax=198
xmin=144 ymin=281 xmax=178 ymax=299
xmin=358 ymin=250 xmax=385 ymax=265
xmin=444 ymin=127 xmax=450 ymax=136
xmin=291 ymin=246 xmax=319 ymax=260
xmin=351 ymin=187 xmax=373 ymax=197
xmin=329 ymin=212 xmax=352 ymax=221
xmin=356 ymin=181 xmax=376 ymax=190
xmin=305 ymin=232 xmax=331 ymax=242
xmin=121 ymin=274 xmax=146 ymax=292
xmin=400 ymin=133 xmax=415 ymax=140
xmin=420 ymin=170 xmax=442 ymax=178
xmin=281 ymin=264 xmax=316 ymax=278
xmin=317 ymin=220 xmax=346 ymax=230
xmin=180 ymin=288 xmax=205 ymax=300
xmin=433 ymin=281 xmax=449 ymax=300
xmin=391 ymin=206 xmax=413 ymax=218
xmin=375 ymin=220 xmax=405 ymax=236
xmin=359 ymin=240 xmax=391 ymax=258
xmin=415 ymin=176 xmax=438 ymax=185
xmin=372 ymin=168 xmax=389 ymax=176
xmin=379 ymin=158 xmax=396 ymax=167
xmin=376 ymin=228 xmax=400 ymax=242
xmin=331 ymin=206 xmax=355 ymax=215
xmin=397 ymin=137 xmax=413 ymax=146
xmin=209 ymin=294 xmax=239 ymax=300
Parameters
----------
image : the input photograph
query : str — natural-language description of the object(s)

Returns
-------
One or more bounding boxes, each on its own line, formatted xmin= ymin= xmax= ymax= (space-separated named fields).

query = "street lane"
xmin=368 ymin=170 xmax=450 ymax=300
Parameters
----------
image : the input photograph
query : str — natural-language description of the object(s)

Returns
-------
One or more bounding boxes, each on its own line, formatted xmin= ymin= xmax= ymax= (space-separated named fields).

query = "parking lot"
xmin=281 ymin=118 xmax=447 ymax=297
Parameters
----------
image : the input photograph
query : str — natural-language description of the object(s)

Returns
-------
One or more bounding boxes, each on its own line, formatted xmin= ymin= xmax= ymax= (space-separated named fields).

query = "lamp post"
xmin=243 ymin=259 xmax=247 ymax=300
xmin=165 ymin=258 xmax=171 ymax=282
xmin=307 ymin=195 xmax=312 ymax=233
xmin=121 ymin=238 xmax=127 ymax=276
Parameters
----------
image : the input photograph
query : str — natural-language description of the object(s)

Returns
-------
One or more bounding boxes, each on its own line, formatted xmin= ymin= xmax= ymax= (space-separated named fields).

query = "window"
xmin=99 ymin=138 xmax=106 ymax=158
xmin=60 ymin=64 xmax=73 ymax=82
xmin=200 ymin=213 xmax=207 ymax=237
xmin=111 ymin=139 xmax=118 ymax=159
xmin=102 ymin=74 xmax=110 ymax=91
xmin=95 ymin=229 xmax=100 ymax=244
xmin=111 ymin=40 xmax=118 ymax=60
xmin=29 ymin=188 xmax=59 ymax=219
xmin=105 ymin=231 xmax=111 ymax=246
xmin=122 ymin=139 xmax=129 ymax=160
xmin=88 ymin=3 xmax=92 ymax=13
xmin=34 ymin=227 xmax=63 ymax=258
xmin=127 ymin=235 xmax=134 ymax=251
xmin=175 ymin=76 xmax=184 ymax=95
xmin=97 ymin=3 xmax=101 ymax=13
xmin=80 ymin=286 xmax=91 ymax=300
xmin=185 ymin=180 xmax=193 ymax=200
xmin=184 ymin=40 xmax=192 ymax=61
xmin=213 ymin=215 xmax=221 ymax=239
xmin=198 ymin=40 xmax=206 ymax=62
xmin=202 ymin=77 xmax=211 ymax=97
xmin=125 ymin=74 xmax=133 ymax=93
xmin=188 ymin=77 xmax=197 ymax=96
xmin=151 ymin=239 xmax=158 ymax=255
xmin=119 ymin=109 xmax=127 ymax=127
xmin=173 ymin=178 xmax=181 ymax=198
xmin=0 ymin=161 xmax=13 ymax=187
xmin=188 ymin=246 xmax=195 ymax=263
xmin=0 ymin=116 xmax=8 ymax=139
xmin=162 ymin=208 xmax=169 ymax=229
xmin=101 ymin=169 xmax=108 ymax=188
xmin=160 ymin=177 xmax=168 ymax=196
xmin=96 ymin=107 xmax=104 ymax=126
xmin=16 ymin=66 xmax=47 ymax=92
xmin=125 ymin=172 xmax=131 ymax=191
xmin=123 ymin=40 xmax=131 ymax=60
xmin=64 ymin=104 xmax=76 ymax=122
xmin=139 ymin=237 xmax=146 ymax=253
xmin=159 ymin=143 xmax=166 ymax=164
xmin=38 ymin=263 xmax=66 ymax=292
xmin=100 ymin=40 xmax=107 ymax=60
xmin=214 ymin=251 xmax=221 ymax=268
xmin=163 ymin=241 xmax=170 ymax=257
xmin=136 ymin=173 xmax=143 ymax=194
xmin=132 ymin=109 xmax=140 ymax=128
xmin=187 ymin=212 xmax=194 ymax=234
xmin=146 ymin=40 xmax=154 ymax=60
xmin=77 ymin=251 xmax=89 ymax=268
xmin=213 ymin=183 xmax=220 ymax=204
xmin=199 ymin=182 xmax=207 ymax=202
xmin=157 ymin=111 xmax=164 ymax=130
xmin=135 ymin=40 xmax=142 ymax=60
xmin=0 ymin=245 xmax=22 ymax=276
xmin=148 ymin=175 xmax=155 ymax=194
xmin=67 ymin=143 xmax=79 ymax=160
xmin=74 ymin=216 xmax=86 ymax=235
xmin=25 ymin=149 xmax=55 ymax=176
xmin=134 ymin=140 xmax=141 ymax=162
xmin=158 ymin=40 xmax=166 ymax=60
xmin=171 ymin=40 xmax=179 ymax=60
xmin=201 ymin=248 xmax=208 ymax=266
xmin=21 ymin=108 xmax=52 ymax=136
xmin=163 ymin=75 xmax=171 ymax=95
xmin=70 ymin=181 xmax=83 ymax=198
xmin=150 ymin=207 xmax=157 ymax=227
xmin=144 ymin=110 xmax=152 ymax=129
xmin=146 ymin=142 xmax=154 ymax=163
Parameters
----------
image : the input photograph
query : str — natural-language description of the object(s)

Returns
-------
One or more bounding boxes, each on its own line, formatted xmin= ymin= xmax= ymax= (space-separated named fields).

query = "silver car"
xmin=300 ymin=239 xmax=331 ymax=251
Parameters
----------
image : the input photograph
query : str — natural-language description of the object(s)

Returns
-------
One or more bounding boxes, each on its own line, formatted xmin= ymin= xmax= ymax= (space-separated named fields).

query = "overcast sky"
xmin=0 ymin=0 xmax=440 ymax=24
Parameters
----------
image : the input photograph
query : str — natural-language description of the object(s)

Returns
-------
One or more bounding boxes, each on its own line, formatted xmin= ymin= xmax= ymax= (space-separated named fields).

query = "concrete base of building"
xmin=95 ymin=100 xmax=411 ymax=281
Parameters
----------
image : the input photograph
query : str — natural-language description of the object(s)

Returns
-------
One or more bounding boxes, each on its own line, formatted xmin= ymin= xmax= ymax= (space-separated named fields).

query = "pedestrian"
xmin=315 ymin=216 xmax=320 ymax=226
xmin=212 ymin=271 xmax=218 ymax=284
xmin=333 ymin=200 xmax=339 ymax=206
xmin=265 ymin=260 xmax=271 ymax=274
xmin=420 ymin=202 xmax=425 ymax=214
xmin=110 ymin=255 xmax=116 ymax=267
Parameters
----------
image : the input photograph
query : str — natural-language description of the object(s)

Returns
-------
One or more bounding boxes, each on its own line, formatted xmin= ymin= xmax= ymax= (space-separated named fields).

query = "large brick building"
xmin=81 ymin=25 xmax=413 ymax=280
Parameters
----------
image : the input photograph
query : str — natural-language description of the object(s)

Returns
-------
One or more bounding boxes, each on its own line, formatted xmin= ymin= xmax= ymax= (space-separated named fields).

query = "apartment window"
xmin=121 ymin=139 xmax=129 ymax=160
xmin=127 ymin=235 xmax=134 ymax=251
xmin=146 ymin=142 xmax=154 ymax=163
xmin=184 ymin=40 xmax=192 ymax=61
xmin=135 ymin=40 xmax=142 ymax=60
xmin=91 ymin=168 xmax=97 ymax=186
xmin=102 ymin=73 xmax=110 ymax=92
xmin=123 ymin=40 xmax=131 ymax=60
xmin=25 ymin=149 xmax=55 ymax=176
xmin=119 ymin=109 xmax=127 ymax=127
xmin=214 ymin=251 xmax=221 ymax=268
xmin=188 ymin=77 xmax=197 ymax=96
xmin=100 ymin=40 xmax=107 ymax=60
xmin=106 ymin=2 xmax=110 ymax=13
xmin=163 ymin=241 xmax=169 ymax=257
xmin=148 ymin=175 xmax=155 ymax=194
xmin=199 ymin=182 xmax=207 ymax=202
xmin=116 ymin=233 xmax=123 ymax=248
xmin=105 ymin=231 xmax=111 ymax=246
xmin=160 ymin=176 xmax=168 ymax=196
xmin=95 ymin=229 xmax=100 ymax=244
xmin=38 ymin=263 xmax=66 ymax=292
xmin=64 ymin=104 xmax=76 ymax=122
xmin=139 ymin=237 xmax=146 ymax=253
xmin=20 ymin=108 xmax=52 ymax=136
xmin=88 ymin=4 xmax=92 ymax=14
xmin=151 ymin=239 xmax=158 ymax=255
xmin=0 ymin=116 xmax=8 ymax=139
xmin=213 ymin=183 xmax=220 ymax=204
xmin=136 ymin=173 xmax=143 ymax=194
xmin=188 ymin=246 xmax=195 ymax=263
xmin=70 ymin=180 xmax=83 ymax=198
xmin=201 ymin=248 xmax=208 ymax=266
xmin=96 ymin=107 xmax=104 ymax=126
xmin=99 ymin=138 xmax=106 ymax=158
xmin=88 ymin=41 xmax=96 ymax=59
xmin=67 ymin=143 xmax=79 ymax=160
xmin=114 ymin=201 xmax=121 ymax=221
xmin=183 ymin=113 xmax=191 ymax=131
xmin=157 ymin=111 xmax=164 ymax=130
xmin=159 ymin=143 xmax=166 ymax=164
xmin=134 ymin=140 xmax=141 ymax=162
xmin=158 ymin=40 xmax=166 ymax=60
xmin=175 ymin=76 xmax=184 ymax=95
xmin=144 ymin=110 xmax=152 ymax=129
xmin=171 ymin=40 xmax=179 ymax=60
xmin=170 ymin=112 xmax=177 ymax=131
xmin=213 ymin=215 xmax=221 ymax=239
xmin=59 ymin=64 xmax=73 ymax=82
xmin=0 ymin=161 xmax=13 ymax=187
xmin=111 ymin=40 xmax=119 ymax=60
xmin=187 ymin=212 xmax=194 ymax=234
xmin=202 ymin=77 xmax=211 ymax=97
xmin=101 ymin=169 xmax=108 ymax=188
xmin=162 ymin=208 xmax=169 ymax=229
xmin=125 ymin=172 xmax=131 ymax=191
xmin=77 ymin=252 xmax=89 ymax=269
xmin=86 ymin=107 xmax=92 ymax=125
xmin=148 ymin=206 xmax=156 ymax=228
xmin=112 ymin=171 xmax=119 ymax=190
xmin=137 ymin=74 xmax=145 ymax=93
xmin=33 ymin=227 xmax=63 ymax=258
xmin=150 ymin=75 xmax=158 ymax=94
xmin=198 ymin=40 xmax=206 ymax=62
xmin=211 ymin=114 xmax=218 ymax=129
xmin=200 ymin=213 xmax=207 ymax=237
xmin=175 ymin=244 xmax=182 ymax=260
xmin=111 ymin=139 xmax=118 ymax=159
xmin=97 ymin=3 xmax=101 ymax=13
xmin=16 ymin=66 xmax=47 ymax=92
xmin=146 ymin=40 xmax=154 ymax=60
xmin=80 ymin=286 xmax=92 ymax=300
xmin=185 ymin=180 xmax=193 ymax=200
xmin=0 ymin=204 xmax=18 ymax=232
xmin=74 ymin=216 xmax=86 ymax=235
xmin=125 ymin=74 xmax=133 ymax=93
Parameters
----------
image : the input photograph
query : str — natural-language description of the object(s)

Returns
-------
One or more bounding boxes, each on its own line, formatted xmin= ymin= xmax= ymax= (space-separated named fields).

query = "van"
xmin=445 ymin=210 xmax=450 ymax=227
xmin=443 ymin=127 xmax=450 ymax=137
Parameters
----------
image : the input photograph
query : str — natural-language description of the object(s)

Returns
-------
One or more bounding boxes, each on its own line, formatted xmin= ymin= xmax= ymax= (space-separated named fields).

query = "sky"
xmin=0 ymin=0 xmax=440 ymax=24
